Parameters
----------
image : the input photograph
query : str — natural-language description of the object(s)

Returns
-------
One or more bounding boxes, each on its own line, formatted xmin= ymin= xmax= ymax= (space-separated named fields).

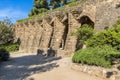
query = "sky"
xmin=0 ymin=0 xmax=71 ymax=23
xmin=0 ymin=0 xmax=34 ymax=22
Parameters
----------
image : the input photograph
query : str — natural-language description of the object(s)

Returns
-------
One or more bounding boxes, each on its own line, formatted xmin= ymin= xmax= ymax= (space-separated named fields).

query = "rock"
xmin=103 ymin=70 xmax=113 ymax=78
xmin=110 ymin=75 xmax=120 ymax=80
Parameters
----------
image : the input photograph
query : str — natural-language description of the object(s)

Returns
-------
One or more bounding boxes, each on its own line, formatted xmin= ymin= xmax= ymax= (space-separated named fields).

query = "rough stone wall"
xmin=39 ymin=19 xmax=53 ymax=52
xmin=65 ymin=13 xmax=80 ymax=52
xmin=14 ymin=0 xmax=120 ymax=55
xmin=95 ymin=0 xmax=120 ymax=31
xmin=19 ymin=24 xmax=24 ymax=51
xmin=50 ymin=17 xmax=66 ymax=50
xmin=23 ymin=23 xmax=28 ymax=52
xmin=72 ymin=63 xmax=120 ymax=80
xmin=26 ymin=22 xmax=34 ymax=53
xmin=32 ymin=20 xmax=43 ymax=53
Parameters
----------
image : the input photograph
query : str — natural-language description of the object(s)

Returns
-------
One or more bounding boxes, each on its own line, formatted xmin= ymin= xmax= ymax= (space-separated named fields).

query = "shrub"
xmin=87 ymin=23 xmax=120 ymax=51
xmin=0 ymin=43 xmax=19 ymax=52
xmin=72 ymin=45 xmax=120 ymax=68
xmin=38 ymin=8 xmax=48 ymax=14
xmin=0 ymin=21 xmax=13 ymax=45
xmin=76 ymin=24 xmax=94 ymax=44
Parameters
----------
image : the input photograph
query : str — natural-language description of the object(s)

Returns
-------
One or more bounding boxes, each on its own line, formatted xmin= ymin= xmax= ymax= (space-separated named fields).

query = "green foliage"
xmin=18 ymin=0 xmax=86 ymax=22
xmin=72 ymin=45 xmax=120 ymax=68
xmin=0 ymin=17 xmax=13 ymax=27
xmin=29 ymin=0 xmax=69 ymax=16
xmin=0 ymin=43 xmax=19 ymax=52
xmin=34 ymin=0 xmax=48 ymax=9
xmin=29 ymin=0 xmax=68 ymax=16
xmin=50 ymin=0 xmax=60 ymax=8
xmin=61 ymin=0 xmax=67 ymax=5
xmin=50 ymin=0 xmax=67 ymax=8
xmin=76 ymin=24 xmax=94 ymax=44
xmin=0 ymin=19 xmax=13 ymax=45
xmin=29 ymin=0 xmax=49 ymax=16
xmin=29 ymin=8 xmax=48 ymax=17
xmin=87 ymin=23 xmax=120 ymax=51
xmin=0 ymin=18 xmax=19 ymax=52
xmin=38 ymin=8 xmax=48 ymax=13
xmin=68 ymin=1 xmax=76 ymax=7
xmin=72 ymin=19 xmax=120 ymax=68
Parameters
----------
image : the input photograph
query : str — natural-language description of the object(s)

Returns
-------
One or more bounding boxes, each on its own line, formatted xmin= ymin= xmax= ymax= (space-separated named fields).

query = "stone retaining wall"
xmin=13 ymin=0 xmax=120 ymax=55
xmin=71 ymin=64 xmax=120 ymax=80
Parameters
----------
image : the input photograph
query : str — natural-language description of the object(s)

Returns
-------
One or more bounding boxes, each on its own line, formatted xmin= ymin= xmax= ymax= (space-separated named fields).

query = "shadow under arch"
xmin=76 ymin=15 xmax=95 ymax=50
xmin=78 ymin=15 xmax=94 ymax=28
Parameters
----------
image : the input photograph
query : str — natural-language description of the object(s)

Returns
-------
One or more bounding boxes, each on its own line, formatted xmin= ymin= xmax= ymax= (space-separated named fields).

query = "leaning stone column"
xmin=31 ymin=19 xmax=43 ymax=53
xmin=26 ymin=20 xmax=36 ymax=53
xmin=50 ymin=16 xmax=66 ymax=50
xmin=65 ymin=12 xmax=80 ymax=53
xmin=39 ymin=19 xmax=53 ymax=54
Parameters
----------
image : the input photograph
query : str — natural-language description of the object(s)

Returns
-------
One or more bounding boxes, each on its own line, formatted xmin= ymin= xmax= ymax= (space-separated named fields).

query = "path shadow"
xmin=0 ymin=54 xmax=61 ymax=80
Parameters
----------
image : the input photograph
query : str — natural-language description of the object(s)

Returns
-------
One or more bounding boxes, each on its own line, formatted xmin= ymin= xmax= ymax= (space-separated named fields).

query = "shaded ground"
xmin=0 ymin=53 xmax=104 ymax=80
xmin=0 ymin=53 xmax=60 ymax=80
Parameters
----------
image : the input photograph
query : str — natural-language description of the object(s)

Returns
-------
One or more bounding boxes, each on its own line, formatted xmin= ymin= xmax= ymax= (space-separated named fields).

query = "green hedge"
xmin=0 ymin=43 xmax=19 ymax=52
xmin=76 ymin=24 xmax=94 ymax=44
xmin=87 ymin=23 xmax=120 ymax=50
xmin=72 ymin=45 xmax=120 ymax=68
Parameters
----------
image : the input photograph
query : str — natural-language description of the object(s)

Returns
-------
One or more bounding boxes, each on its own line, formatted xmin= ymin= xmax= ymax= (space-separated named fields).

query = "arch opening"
xmin=76 ymin=15 xmax=94 ymax=50
xmin=79 ymin=15 xmax=94 ymax=28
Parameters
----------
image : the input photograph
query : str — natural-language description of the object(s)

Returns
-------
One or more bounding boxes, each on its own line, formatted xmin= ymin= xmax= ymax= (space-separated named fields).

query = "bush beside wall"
xmin=72 ymin=21 xmax=120 ymax=68
xmin=0 ymin=43 xmax=19 ymax=52
xmin=72 ymin=45 xmax=120 ymax=68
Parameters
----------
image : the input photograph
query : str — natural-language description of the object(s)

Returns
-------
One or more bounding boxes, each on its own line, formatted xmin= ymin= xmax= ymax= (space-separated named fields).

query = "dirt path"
xmin=0 ymin=53 xmax=104 ymax=80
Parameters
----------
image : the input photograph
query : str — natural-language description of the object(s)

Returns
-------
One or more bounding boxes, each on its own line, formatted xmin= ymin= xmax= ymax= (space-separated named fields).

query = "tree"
xmin=0 ymin=17 xmax=13 ymax=27
xmin=61 ymin=0 xmax=67 ymax=5
xmin=29 ymin=0 xmax=49 ymax=16
xmin=50 ymin=0 xmax=60 ymax=8
xmin=34 ymin=0 xmax=49 ymax=9
xmin=0 ymin=18 xmax=13 ymax=45
xmin=50 ymin=0 xmax=67 ymax=8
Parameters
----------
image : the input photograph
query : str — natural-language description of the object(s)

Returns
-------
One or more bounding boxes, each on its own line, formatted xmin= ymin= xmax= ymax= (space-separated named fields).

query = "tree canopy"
xmin=0 ymin=18 xmax=13 ymax=45
xmin=29 ymin=0 xmax=49 ymax=16
xmin=29 ymin=0 xmax=68 ymax=16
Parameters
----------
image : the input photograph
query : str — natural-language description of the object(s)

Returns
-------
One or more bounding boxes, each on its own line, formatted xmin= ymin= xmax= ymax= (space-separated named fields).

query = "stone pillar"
xmin=19 ymin=22 xmax=29 ymax=52
xmin=32 ymin=20 xmax=43 ymax=53
xmin=13 ymin=24 xmax=19 ymax=42
xmin=50 ymin=16 xmax=66 ymax=50
xmin=39 ymin=19 xmax=53 ymax=53
xmin=65 ymin=13 xmax=80 ymax=53
xmin=26 ymin=21 xmax=36 ymax=53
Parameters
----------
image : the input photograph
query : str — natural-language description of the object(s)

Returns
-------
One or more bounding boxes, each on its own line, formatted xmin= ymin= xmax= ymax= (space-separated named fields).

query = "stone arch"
xmin=78 ymin=15 xmax=94 ymax=28
xmin=77 ymin=4 xmax=96 ymax=27
xmin=76 ymin=15 xmax=94 ymax=50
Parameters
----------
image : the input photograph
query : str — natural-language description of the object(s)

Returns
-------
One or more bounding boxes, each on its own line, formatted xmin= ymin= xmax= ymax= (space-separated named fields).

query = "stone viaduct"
xmin=13 ymin=0 xmax=120 ymax=55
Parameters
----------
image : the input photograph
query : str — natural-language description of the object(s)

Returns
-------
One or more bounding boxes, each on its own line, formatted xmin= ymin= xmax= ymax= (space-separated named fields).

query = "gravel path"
xmin=0 ymin=53 xmax=104 ymax=80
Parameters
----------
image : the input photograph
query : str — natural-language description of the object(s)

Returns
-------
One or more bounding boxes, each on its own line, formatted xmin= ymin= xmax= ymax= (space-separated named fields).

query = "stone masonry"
xmin=13 ymin=0 xmax=120 ymax=55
